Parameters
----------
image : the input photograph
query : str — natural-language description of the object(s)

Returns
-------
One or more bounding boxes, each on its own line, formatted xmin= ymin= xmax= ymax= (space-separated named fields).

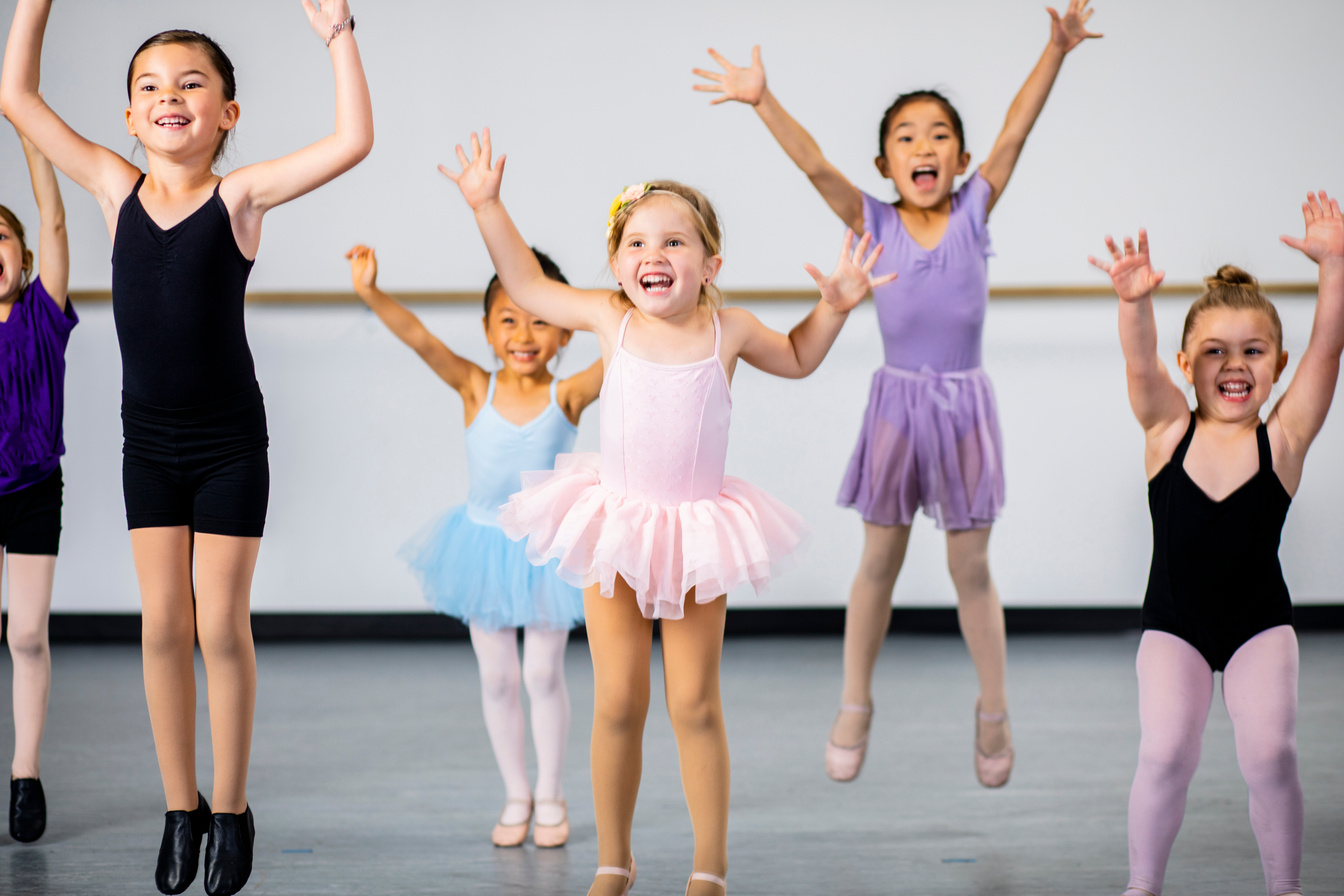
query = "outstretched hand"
xmin=1281 ymin=190 xmax=1344 ymax=265
xmin=1089 ymin=230 xmax=1165 ymax=303
xmin=1047 ymin=0 xmax=1102 ymax=53
xmin=301 ymin=0 xmax=353 ymax=41
xmin=344 ymin=244 xmax=378 ymax=292
xmin=692 ymin=46 xmax=767 ymax=106
xmin=438 ymin=129 xmax=505 ymax=211
xmin=804 ymin=230 xmax=895 ymax=313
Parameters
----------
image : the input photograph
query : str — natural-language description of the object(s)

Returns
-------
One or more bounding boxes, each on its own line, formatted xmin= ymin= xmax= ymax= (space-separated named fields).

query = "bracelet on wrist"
xmin=326 ymin=15 xmax=355 ymax=47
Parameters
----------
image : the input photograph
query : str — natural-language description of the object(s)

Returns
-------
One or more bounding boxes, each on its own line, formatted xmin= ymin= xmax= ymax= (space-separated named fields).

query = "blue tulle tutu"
xmin=399 ymin=505 xmax=585 ymax=632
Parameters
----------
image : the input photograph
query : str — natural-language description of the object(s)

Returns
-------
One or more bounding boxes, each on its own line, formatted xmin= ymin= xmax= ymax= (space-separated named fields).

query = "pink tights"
xmin=469 ymin=625 xmax=571 ymax=806
xmin=1127 ymin=626 xmax=1303 ymax=896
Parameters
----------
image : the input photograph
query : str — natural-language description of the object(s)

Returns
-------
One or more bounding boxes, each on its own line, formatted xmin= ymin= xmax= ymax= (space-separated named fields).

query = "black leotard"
xmin=1142 ymin=412 xmax=1293 ymax=671
xmin=111 ymin=174 xmax=256 ymax=408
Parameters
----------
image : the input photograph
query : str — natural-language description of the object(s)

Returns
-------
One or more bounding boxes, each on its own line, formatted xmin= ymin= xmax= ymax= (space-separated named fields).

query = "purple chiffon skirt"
xmin=838 ymin=365 xmax=1005 ymax=531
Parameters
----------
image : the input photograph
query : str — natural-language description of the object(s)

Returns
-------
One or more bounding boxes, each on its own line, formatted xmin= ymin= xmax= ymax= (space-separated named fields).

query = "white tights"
xmin=469 ymin=625 xmax=571 ymax=821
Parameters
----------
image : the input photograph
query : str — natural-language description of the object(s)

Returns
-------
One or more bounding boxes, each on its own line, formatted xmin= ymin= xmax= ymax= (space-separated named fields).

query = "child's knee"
xmin=6 ymin=621 xmax=48 ymax=662
xmin=1137 ymin=730 xmax=1202 ymax=784
xmin=522 ymin=655 xmax=564 ymax=699
xmin=141 ymin=610 xmax=196 ymax=656
xmin=1239 ymin=735 xmax=1299 ymax=787
xmin=947 ymin=548 xmax=990 ymax=593
xmin=594 ymin=682 xmax=648 ymax=731
xmin=666 ymin=686 xmax=722 ymax=734
xmin=479 ymin=663 xmax=522 ymax=702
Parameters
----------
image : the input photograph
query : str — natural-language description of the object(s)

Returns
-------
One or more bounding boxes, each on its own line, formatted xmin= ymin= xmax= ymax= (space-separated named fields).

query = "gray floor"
xmin=1 ymin=633 xmax=1341 ymax=895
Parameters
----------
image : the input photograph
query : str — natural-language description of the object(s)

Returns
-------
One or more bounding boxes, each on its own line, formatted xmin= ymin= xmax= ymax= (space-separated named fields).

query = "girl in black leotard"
xmin=1089 ymin=195 xmax=1344 ymax=896
xmin=1 ymin=3 xmax=371 ymax=894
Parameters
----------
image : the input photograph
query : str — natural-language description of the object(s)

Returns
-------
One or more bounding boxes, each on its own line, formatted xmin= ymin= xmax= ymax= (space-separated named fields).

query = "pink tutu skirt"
xmin=499 ymin=453 xmax=809 ymax=620
xmin=838 ymin=365 xmax=1005 ymax=531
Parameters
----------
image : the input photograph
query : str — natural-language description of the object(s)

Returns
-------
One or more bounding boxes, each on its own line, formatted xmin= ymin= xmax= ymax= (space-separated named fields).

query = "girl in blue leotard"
xmin=345 ymin=244 xmax=602 ymax=850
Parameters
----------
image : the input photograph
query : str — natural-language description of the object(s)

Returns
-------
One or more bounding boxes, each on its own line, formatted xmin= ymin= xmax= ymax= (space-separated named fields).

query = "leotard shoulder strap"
xmin=616 ymin=308 xmax=635 ymax=347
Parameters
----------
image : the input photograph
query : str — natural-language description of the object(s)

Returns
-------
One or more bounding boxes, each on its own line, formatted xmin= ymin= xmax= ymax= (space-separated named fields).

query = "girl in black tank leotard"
xmin=1090 ymin=198 xmax=1344 ymax=896
xmin=1 ymin=4 xmax=372 ymax=894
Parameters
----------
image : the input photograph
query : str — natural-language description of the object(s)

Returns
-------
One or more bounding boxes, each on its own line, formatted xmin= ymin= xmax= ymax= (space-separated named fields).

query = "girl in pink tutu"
xmin=1089 ymin=193 xmax=1344 ymax=896
xmin=441 ymin=129 xmax=891 ymax=896
xmin=695 ymin=0 xmax=1102 ymax=786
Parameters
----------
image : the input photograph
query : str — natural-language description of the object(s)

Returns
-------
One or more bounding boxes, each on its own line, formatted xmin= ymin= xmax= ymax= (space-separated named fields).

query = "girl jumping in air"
xmin=694 ymin=0 xmax=1102 ymax=786
xmin=1 ymin=2 xmax=372 ymax=893
xmin=344 ymin=243 xmax=603 ymax=849
xmin=1089 ymin=194 xmax=1344 ymax=896
xmin=1 ymin=126 xmax=73 ymax=845
xmin=442 ymin=129 xmax=891 ymax=896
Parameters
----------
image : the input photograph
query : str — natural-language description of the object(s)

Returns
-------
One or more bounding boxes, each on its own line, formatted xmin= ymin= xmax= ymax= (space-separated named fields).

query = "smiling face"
xmin=1177 ymin=307 xmax=1288 ymax=422
xmin=608 ymin=196 xmax=722 ymax=319
xmin=875 ymin=99 xmax=971 ymax=211
xmin=483 ymin=292 xmax=570 ymax=377
xmin=125 ymin=41 xmax=238 ymax=167
xmin=0 ymin=211 xmax=31 ymax=303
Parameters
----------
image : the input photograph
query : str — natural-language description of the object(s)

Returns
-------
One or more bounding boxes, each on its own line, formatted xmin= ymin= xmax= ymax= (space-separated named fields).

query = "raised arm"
xmin=1090 ymin=230 xmax=1188 ymax=441
xmin=18 ymin=129 xmax=68 ymax=306
xmin=1269 ymin=191 xmax=1344 ymax=472
xmin=977 ymin=0 xmax=1101 ymax=213
xmin=730 ymin=230 xmax=894 ymax=378
xmin=439 ymin=129 xmax=613 ymax=335
xmin=220 ymin=0 xmax=373 ymax=255
xmin=345 ymin=244 xmax=481 ymax=397
xmin=1 ymin=0 xmax=141 ymax=220
xmin=694 ymin=46 xmax=863 ymax=232
xmin=557 ymin=357 xmax=605 ymax=425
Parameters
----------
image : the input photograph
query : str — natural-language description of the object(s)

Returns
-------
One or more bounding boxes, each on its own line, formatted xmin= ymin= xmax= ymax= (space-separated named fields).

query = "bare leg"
xmin=521 ymin=626 xmax=570 ymax=823
xmin=6 ymin=553 xmax=56 ymax=779
xmin=661 ymin=593 xmax=730 ymax=892
xmin=132 ymin=527 xmax=200 ymax=812
xmin=1223 ymin=626 xmax=1304 ymax=896
xmin=192 ymin=534 xmax=260 ymax=815
xmin=832 ymin=522 xmax=911 ymax=746
xmin=469 ymin=625 xmax=531 ymax=823
xmin=946 ymin=526 xmax=1009 ymax=754
xmin=585 ymin=580 xmax=652 ymax=896
xmin=1127 ymin=630 xmax=1214 ymax=896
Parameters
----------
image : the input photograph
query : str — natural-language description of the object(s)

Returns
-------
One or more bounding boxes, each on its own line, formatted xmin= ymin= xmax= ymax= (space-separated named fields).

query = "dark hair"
xmin=484 ymin=248 xmax=569 ymax=317
xmin=0 ymin=205 xmax=34 ymax=296
xmin=878 ymin=90 xmax=966 ymax=156
xmin=1181 ymin=265 xmax=1283 ymax=354
xmin=127 ymin=30 xmax=237 ymax=166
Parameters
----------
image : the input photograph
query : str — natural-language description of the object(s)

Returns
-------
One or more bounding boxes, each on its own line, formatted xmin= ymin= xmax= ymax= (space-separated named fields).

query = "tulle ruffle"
xmin=399 ymin=505 xmax=584 ymax=632
xmin=499 ymin=453 xmax=809 ymax=620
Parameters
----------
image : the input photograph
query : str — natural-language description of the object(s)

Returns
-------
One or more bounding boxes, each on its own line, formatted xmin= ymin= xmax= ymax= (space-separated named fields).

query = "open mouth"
xmin=912 ymin=166 xmax=938 ymax=190
xmin=1218 ymin=380 xmax=1252 ymax=400
xmin=155 ymin=115 xmax=190 ymax=129
xmin=508 ymin=350 xmax=540 ymax=363
xmin=639 ymin=273 xmax=673 ymax=295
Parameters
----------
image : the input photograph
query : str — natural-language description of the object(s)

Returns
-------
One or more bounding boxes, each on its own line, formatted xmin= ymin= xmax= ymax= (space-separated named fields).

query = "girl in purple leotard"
xmin=697 ymin=0 xmax=1102 ymax=787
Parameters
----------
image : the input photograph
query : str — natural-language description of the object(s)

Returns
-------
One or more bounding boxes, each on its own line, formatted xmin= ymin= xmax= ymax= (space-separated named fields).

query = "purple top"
xmin=0 ymin=277 xmax=78 ymax=495
xmin=861 ymin=172 xmax=993 ymax=373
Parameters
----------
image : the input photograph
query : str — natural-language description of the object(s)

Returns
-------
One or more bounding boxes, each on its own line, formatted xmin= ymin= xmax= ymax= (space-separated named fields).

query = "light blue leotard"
xmin=400 ymin=373 xmax=584 ymax=631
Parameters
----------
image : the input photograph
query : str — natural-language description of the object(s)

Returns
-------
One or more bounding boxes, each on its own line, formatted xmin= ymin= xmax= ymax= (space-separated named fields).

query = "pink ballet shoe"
xmin=490 ymin=798 xmax=532 ymax=847
xmin=974 ymin=699 xmax=1014 ymax=788
xmin=685 ymin=871 xmax=727 ymax=894
xmin=532 ymin=799 xmax=569 ymax=848
xmin=593 ymin=855 xmax=636 ymax=895
xmin=825 ymin=703 xmax=873 ymax=782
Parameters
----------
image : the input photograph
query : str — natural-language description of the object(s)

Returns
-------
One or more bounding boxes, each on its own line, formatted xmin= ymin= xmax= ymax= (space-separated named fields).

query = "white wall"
xmin=2 ymin=0 xmax=1342 ymax=612
xmin=1 ymin=0 xmax=1342 ymax=292
xmin=34 ymin=296 xmax=1344 ymax=612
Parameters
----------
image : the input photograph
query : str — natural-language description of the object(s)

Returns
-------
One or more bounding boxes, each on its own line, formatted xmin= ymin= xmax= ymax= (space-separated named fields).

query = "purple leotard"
xmin=0 ymin=277 xmax=78 ymax=496
xmin=837 ymin=173 xmax=1005 ymax=530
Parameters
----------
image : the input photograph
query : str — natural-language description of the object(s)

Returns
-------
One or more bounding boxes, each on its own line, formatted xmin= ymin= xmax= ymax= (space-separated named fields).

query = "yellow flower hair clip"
xmin=607 ymin=183 xmax=651 ymax=239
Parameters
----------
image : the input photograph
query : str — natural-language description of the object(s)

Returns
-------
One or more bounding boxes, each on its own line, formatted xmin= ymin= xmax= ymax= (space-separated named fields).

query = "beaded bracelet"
xmin=326 ymin=14 xmax=355 ymax=47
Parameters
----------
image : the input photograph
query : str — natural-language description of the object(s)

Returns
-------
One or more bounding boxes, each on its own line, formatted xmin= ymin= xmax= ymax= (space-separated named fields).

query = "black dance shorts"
xmin=0 ymin=466 xmax=63 ymax=556
xmin=121 ymin=385 xmax=270 ymax=538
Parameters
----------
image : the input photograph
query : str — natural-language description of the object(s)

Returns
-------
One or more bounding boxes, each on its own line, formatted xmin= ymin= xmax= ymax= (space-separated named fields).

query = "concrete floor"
xmin=1 ymin=633 xmax=1341 ymax=895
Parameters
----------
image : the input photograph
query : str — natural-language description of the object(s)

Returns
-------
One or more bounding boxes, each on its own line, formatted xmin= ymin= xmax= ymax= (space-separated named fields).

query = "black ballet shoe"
xmin=9 ymin=777 xmax=47 ymax=843
xmin=204 ymin=805 xmax=254 ymax=896
xmin=155 ymin=792 xmax=211 ymax=895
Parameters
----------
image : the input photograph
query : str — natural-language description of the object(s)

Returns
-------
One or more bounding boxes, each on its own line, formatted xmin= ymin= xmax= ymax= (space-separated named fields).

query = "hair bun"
xmin=1205 ymin=265 xmax=1258 ymax=289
